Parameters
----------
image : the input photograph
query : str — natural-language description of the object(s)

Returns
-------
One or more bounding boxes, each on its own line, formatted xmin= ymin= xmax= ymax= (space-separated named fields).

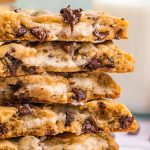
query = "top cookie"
xmin=0 ymin=6 xmax=128 ymax=42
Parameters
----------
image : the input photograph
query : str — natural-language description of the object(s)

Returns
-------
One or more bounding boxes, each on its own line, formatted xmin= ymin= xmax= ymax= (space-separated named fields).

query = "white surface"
xmin=92 ymin=0 xmax=150 ymax=114
xmin=116 ymin=120 xmax=150 ymax=150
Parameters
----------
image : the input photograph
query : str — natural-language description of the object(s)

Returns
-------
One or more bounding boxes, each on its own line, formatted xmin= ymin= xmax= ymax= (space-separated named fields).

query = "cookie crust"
xmin=0 ymin=9 xmax=128 ymax=42
xmin=0 ymin=41 xmax=134 ymax=77
xmin=0 ymin=72 xmax=121 ymax=104
xmin=0 ymin=100 xmax=138 ymax=139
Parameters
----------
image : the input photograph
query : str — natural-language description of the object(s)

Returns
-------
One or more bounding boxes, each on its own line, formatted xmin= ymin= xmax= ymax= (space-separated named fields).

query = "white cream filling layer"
xmin=48 ymin=137 xmax=108 ymax=150
xmin=23 ymin=55 xmax=87 ymax=67
xmin=19 ymin=136 xmax=42 ymax=150
xmin=24 ymin=117 xmax=56 ymax=129
xmin=42 ymin=22 xmax=94 ymax=36
xmin=71 ymin=78 xmax=107 ymax=94
xmin=27 ymin=83 xmax=67 ymax=95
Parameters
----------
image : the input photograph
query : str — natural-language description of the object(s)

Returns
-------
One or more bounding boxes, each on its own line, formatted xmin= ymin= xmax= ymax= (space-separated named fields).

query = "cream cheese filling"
xmin=27 ymin=83 xmax=67 ymax=95
xmin=70 ymin=78 xmax=108 ymax=94
xmin=23 ymin=55 xmax=87 ymax=67
xmin=24 ymin=117 xmax=56 ymax=130
xmin=41 ymin=22 xmax=94 ymax=37
xmin=48 ymin=137 xmax=108 ymax=150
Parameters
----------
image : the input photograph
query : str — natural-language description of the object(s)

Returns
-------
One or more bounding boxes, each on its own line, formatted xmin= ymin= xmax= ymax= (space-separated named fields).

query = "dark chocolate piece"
xmin=60 ymin=5 xmax=83 ymax=33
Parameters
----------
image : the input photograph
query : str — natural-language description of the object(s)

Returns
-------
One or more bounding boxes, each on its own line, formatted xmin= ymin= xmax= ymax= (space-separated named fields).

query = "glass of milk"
xmin=92 ymin=0 xmax=150 ymax=114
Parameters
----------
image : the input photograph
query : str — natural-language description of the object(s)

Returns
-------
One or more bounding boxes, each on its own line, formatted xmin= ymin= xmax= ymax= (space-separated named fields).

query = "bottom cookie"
xmin=0 ymin=133 xmax=118 ymax=150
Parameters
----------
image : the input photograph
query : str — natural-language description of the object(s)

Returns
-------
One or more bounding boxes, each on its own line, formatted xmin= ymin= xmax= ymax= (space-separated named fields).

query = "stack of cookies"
xmin=0 ymin=6 xmax=138 ymax=150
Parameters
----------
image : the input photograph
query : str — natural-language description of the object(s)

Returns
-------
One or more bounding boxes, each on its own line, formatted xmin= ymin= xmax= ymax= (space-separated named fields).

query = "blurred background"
xmin=1 ymin=0 xmax=150 ymax=149
xmin=15 ymin=0 xmax=92 ymax=12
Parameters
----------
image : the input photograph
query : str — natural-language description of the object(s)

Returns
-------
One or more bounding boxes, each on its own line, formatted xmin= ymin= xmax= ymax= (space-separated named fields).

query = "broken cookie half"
xmin=0 ymin=72 xmax=120 ymax=105
xmin=0 ymin=100 xmax=138 ymax=139
xmin=0 ymin=41 xmax=134 ymax=77
xmin=0 ymin=7 xmax=128 ymax=42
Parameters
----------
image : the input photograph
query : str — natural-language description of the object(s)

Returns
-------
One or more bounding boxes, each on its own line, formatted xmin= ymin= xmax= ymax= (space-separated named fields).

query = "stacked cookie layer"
xmin=0 ymin=6 xmax=138 ymax=150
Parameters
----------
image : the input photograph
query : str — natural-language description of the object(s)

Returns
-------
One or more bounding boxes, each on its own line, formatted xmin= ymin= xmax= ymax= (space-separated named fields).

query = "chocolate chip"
xmin=31 ymin=27 xmax=48 ymax=41
xmin=22 ymin=66 xmax=37 ymax=74
xmin=85 ymin=57 xmax=102 ymax=71
xmin=5 ymin=52 xmax=22 ymax=76
xmin=115 ymin=29 xmax=123 ymax=40
xmin=82 ymin=117 xmax=100 ymax=133
xmin=93 ymin=30 xmax=109 ymax=40
xmin=0 ymin=124 xmax=8 ymax=136
xmin=8 ymin=80 xmax=24 ymax=92
xmin=16 ymin=26 xmax=28 ymax=37
xmin=72 ymin=88 xmax=86 ymax=102
xmin=119 ymin=115 xmax=134 ymax=129
xmin=60 ymin=5 xmax=83 ymax=33
xmin=65 ymin=112 xmax=74 ymax=126
xmin=102 ymin=56 xmax=115 ymax=68
xmin=99 ymin=102 xmax=106 ymax=109
xmin=16 ymin=104 xmax=32 ymax=116
xmin=61 ymin=42 xmax=73 ymax=54
xmin=13 ymin=8 xmax=21 ymax=13
xmin=86 ymin=56 xmax=115 ymax=71
xmin=10 ymin=47 xmax=16 ymax=53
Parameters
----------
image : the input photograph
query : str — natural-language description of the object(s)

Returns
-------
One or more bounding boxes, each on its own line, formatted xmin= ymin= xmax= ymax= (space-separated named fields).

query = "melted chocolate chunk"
xmin=115 ymin=29 xmax=123 ymax=40
xmin=31 ymin=27 xmax=48 ymax=41
xmin=8 ymin=80 xmax=24 ymax=92
xmin=99 ymin=102 xmax=106 ymax=109
xmin=5 ymin=52 xmax=22 ymax=75
xmin=16 ymin=26 xmax=28 ymax=37
xmin=60 ymin=5 xmax=83 ymax=33
xmin=22 ymin=66 xmax=37 ymax=74
xmin=102 ymin=56 xmax=115 ymax=68
xmin=82 ymin=117 xmax=101 ymax=133
xmin=10 ymin=47 xmax=16 ymax=53
xmin=15 ymin=104 xmax=32 ymax=116
xmin=93 ymin=30 xmax=109 ymax=40
xmin=119 ymin=115 xmax=134 ymax=129
xmin=85 ymin=57 xmax=102 ymax=71
xmin=65 ymin=112 xmax=74 ymax=126
xmin=0 ymin=124 xmax=8 ymax=136
xmin=72 ymin=88 xmax=86 ymax=102
xmin=86 ymin=56 xmax=115 ymax=71
xmin=60 ymin=42 xmax=80 ymax=55
xmin=61 ymin=42 xmax=73 ymax=54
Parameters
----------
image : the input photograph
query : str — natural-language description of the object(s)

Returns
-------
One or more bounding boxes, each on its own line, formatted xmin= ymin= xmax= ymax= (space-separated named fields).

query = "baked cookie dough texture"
xmin=0 ymin=5 xmax=138 ymax=150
